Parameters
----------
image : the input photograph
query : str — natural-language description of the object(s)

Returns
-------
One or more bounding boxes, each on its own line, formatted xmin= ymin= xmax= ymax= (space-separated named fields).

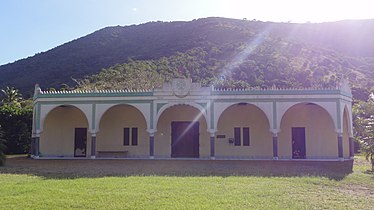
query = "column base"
xmin=149 ymin=156 xmax=155 ymax=159
xmin=210 ymin=157 xmax=215 ymax=160
xmin=338 ymin=157 xmax=345 ymax=161
xmin=90 ymin=156 xmax=96 ymax=159
xmin=31 ymin=155 xmax=39 ymax=159
xmin=273 ymin=157 xmax=279 ymax=160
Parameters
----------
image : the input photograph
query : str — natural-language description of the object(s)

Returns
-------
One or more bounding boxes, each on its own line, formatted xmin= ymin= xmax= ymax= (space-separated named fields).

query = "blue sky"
xmin=1 ymin=0 xmax=373 ymax=65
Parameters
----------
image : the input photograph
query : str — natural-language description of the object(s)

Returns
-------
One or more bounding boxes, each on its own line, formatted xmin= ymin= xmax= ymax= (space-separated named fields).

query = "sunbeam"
xmin=171 ymin=105 xmax=207 ymax=148
xmin=217 ymin=26 xmax=273 ymax=81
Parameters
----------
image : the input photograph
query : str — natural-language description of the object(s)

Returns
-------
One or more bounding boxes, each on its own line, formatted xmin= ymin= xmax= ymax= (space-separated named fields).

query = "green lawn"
xmin=0 ymin=157 xmax=373 ymax=209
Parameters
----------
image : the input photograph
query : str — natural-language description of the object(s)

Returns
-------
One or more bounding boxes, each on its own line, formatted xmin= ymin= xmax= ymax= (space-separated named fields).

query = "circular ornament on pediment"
xmin=172 ymin=79 xmax=191 ymax=98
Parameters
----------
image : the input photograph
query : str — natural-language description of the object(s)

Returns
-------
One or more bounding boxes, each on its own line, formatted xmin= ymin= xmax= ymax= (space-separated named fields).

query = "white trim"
xmin=277 ymin=101 xmax=338 ymax=131
xmin=214 ymin=102 xmax=272 ymax=130
xmin=154 ymin=102 xmax=209 ymax=129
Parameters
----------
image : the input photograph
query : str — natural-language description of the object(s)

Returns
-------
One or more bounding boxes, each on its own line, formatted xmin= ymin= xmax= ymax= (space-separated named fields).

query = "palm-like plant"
xmin=1 ymin=86 xmax=23 ymax=106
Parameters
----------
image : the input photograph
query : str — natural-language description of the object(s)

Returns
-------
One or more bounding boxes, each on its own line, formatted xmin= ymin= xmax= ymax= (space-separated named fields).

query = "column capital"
xmin=35 ymin=129 xmax=43 ymax=137
xmin=147 ymin=129 xmax=157 ymax=136
xmin=89 ymin=130 xmax=98 ymax=137
xmin=207 ymin=129 xmax=217 ymax=136
xmin=269 ymin=129 xmax=280 ymax=136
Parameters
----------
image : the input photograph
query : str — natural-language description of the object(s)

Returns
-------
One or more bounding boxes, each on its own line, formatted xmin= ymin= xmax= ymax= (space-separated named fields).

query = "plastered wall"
xmin=40 ymin=106 xmax=89 ymax=157
xmin=96 ymin=105 xmax=148 ymax=158
xmin=278 ymin=104 xmax=338 ymax=159
xmin=216 ymin=104 xmax=272 ymax=158
xmin=155 ymin=105 xmax=209 ymax=158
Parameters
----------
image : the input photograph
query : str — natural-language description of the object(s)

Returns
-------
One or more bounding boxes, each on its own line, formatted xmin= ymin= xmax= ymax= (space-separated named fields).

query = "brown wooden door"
xmin=171 ymin=121 xmax=199 ymax=158
xmin=74 ymin=128 xmax=87 ymax=157
xmin=292 ymin=127 xmax=306 ymax=159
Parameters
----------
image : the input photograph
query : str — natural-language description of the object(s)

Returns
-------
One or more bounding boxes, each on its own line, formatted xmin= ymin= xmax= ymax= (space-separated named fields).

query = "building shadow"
xmin=0 ymin=156 xmax=355 ymax=180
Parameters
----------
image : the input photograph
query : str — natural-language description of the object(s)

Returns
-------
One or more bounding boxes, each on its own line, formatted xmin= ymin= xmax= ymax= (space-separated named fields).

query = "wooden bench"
xmin=97 ymin=151 xmax=128 ymax=158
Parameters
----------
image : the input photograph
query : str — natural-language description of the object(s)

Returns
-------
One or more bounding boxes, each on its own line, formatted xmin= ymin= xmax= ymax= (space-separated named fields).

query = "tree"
xmin=1 ymin=86 xmax=23 ymax=107
xmin=353 ymin=93 xmax=374 ymax=171
xmin=0 ymin=126 xmax=6 ymax=166
xmin=0 ymin=87 xmax=32 ymax=155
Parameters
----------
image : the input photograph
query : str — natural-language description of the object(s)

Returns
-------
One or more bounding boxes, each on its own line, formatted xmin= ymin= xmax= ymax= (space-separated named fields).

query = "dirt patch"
xmin=354 ymin=156 xmax=370 ymax=167
xmin=339 ymin=184 xmax=374 ymax=198
xmin=0 ymin=156 xmax=353 ymax=179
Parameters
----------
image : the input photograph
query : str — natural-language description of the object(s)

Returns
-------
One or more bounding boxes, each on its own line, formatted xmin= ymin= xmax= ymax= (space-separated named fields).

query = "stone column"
xmin=149 ymin=134 xmax=155 ymax=159
xmin=34 ymin=136 xmax=40 ymax=158
xmin=349 ymin=137 xmax=354 ymax=158
xmin=337 ymin=133 xmax=343 ymax=159
xmin=210 ymin=132 xmax=215 ymax=160
xmin=91 ymin=133 xmax=96 ymax=159
xmin=272 ymin=132 xmax=278 ymax=160
xmin=147 ymin=129 xmax=156 ymax=159
xmin=30 ymin=137 xmax=35 ymax=156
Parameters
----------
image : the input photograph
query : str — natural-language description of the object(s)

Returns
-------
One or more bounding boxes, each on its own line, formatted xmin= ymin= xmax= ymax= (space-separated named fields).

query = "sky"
xmin=1 ymin=0 xmax=373 ymax=65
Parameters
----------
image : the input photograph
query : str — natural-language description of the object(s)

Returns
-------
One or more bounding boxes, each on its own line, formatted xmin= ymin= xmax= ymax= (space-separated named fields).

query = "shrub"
xmin=0 ymin=127 xmax=6 ymax=166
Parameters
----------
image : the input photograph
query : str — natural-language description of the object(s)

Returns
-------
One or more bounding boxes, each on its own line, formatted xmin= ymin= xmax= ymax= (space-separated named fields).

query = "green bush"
xmin=0 ymin=127 xmax=6 ymax=166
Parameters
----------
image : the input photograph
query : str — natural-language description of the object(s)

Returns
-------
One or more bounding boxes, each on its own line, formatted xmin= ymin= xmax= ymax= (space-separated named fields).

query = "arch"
xmin=277 ymin=101 xmax=337 ymax=132
xmin=39 ymin=104 xmax=91 ymax=133
xmin=215 ymin=102 xmax=272 ymax=131
xmin=40 ymin=105 xmax=89 ymax=157
xmin=97 ymin=104 xmax=148 ymax=131
xmin=96 ymin=104 xmax=149 ymax=158
xmin=95 ymin=103 xmax=151 ymax=132
xmin=155 ymin=104 xmax=209 ymax=158
xmin=216 ymin=103 xmax=273 ymax=158
xmin=278 ymin=102 xmax=337 ymax=159
xmin=342 ymin=104 xmax=353 ymax=136
xmin=342 ymin=105 xmax=351 ymax=158
xmin=155 ymin=102 xmax=208 ymax=130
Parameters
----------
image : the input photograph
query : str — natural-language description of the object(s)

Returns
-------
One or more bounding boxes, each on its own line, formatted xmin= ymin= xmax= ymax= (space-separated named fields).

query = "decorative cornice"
xmin=40 ymin=89 xmax=152 ymax=94
xmin=33 ymin=79 xmax=353 ymax=99
xmin=35 ymin=89 xmax=153 ymax=98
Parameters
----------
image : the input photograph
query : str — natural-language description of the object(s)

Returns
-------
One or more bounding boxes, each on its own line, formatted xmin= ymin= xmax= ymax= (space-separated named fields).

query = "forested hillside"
xmin=1 ymin=17 xmax=374 ymax=99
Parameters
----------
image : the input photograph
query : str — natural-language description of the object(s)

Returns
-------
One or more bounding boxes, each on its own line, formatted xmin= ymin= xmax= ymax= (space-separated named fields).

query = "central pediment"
xmin=154 ymin=78 xmax=209 ymax=97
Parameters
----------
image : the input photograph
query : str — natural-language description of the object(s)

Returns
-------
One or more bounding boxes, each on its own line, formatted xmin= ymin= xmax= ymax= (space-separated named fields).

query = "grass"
xmin=0 ymin=156 xmax=373 ymax=209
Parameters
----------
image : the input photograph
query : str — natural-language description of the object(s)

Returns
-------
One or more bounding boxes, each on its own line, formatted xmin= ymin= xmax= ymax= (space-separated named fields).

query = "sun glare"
xmin=220 ymin=0 xmax=373 ymax=23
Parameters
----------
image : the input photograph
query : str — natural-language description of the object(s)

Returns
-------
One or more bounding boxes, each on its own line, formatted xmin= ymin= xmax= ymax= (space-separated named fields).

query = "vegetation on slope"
xmin=1 ymin=17 xmax=374 ymax=97
xmin=77 ymin=39 xmax=373 ymax=100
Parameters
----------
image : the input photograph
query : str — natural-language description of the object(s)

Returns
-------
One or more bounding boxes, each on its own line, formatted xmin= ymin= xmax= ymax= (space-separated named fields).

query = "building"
xmin=31 ymin=78 xmax=354 ymax=160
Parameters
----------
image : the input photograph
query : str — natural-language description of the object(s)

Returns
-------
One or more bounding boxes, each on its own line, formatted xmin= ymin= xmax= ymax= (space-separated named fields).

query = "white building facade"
xmin=31 ymin=79 xmax=354 ymax=160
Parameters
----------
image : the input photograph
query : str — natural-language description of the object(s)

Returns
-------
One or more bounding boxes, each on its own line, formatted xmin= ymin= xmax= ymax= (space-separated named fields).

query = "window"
xmin=234 ymin=127 xmax=241 ymax=146
xmin=243 ymin=127 xmax=250 ymax=146
xmin=131 ymin=128 xmax=138 ymax=146
xmin=234 ymin=127 xmax=250 ymax=146
xmin=123 ymin=128 xmax=130 ymax=145
xmin=123 ymin=127 xmax=138 ymax=146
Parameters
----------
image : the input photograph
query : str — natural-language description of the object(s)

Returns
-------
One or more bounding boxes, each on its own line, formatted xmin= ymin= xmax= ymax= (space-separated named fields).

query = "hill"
xmin=0 ymin=17 xmax=374 ymax=99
